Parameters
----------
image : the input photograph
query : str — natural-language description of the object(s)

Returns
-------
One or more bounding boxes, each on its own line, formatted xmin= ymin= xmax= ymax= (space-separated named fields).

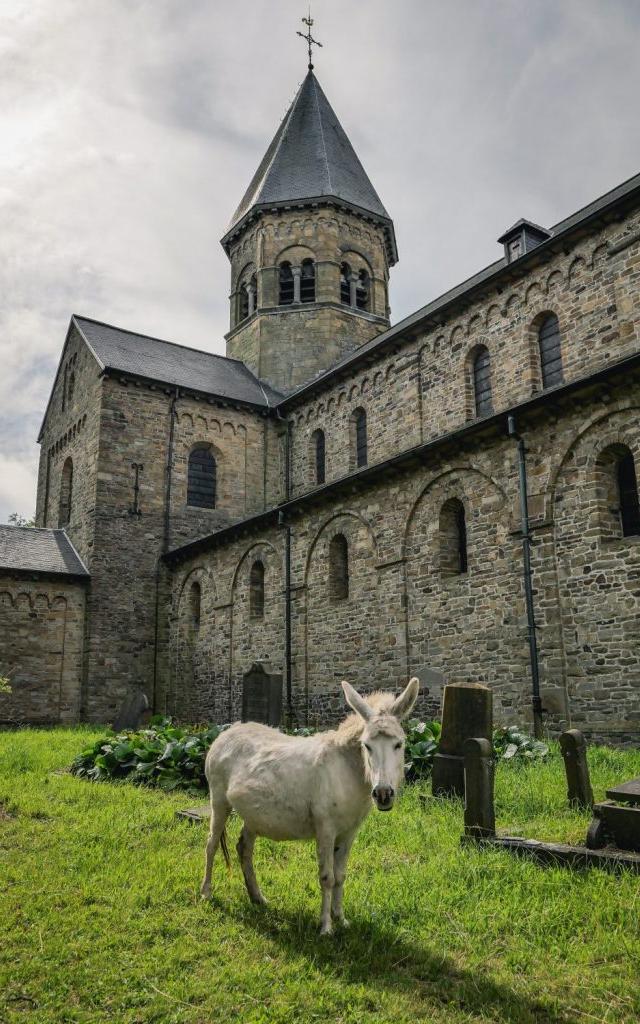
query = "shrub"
xmin=70 ymin=717 xmax=227 ymax=791
xmin=70 ymin=717 xmax=548 ymax=792
xmin=0 ymin=676 xmax=11 ymax=695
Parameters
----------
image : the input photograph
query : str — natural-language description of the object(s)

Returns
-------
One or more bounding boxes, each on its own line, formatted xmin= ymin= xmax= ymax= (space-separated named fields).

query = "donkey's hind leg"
xmin=237 ymin=825 xmax=267 ymax=906
xmin=200 ymin=799 xmax=230 ymax=899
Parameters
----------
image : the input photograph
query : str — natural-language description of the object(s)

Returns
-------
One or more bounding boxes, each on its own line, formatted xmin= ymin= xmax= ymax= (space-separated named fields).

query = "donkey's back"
xmin=205 ymin=721 xmax=328 ymax=841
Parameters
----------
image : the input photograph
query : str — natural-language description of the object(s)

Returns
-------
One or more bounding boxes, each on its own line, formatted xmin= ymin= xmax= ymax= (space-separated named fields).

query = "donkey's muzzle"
xmin=372 ymin=785 xmax=395 ymax=811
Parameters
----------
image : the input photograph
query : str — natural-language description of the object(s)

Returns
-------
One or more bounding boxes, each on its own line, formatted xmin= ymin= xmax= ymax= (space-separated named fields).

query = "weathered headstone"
xmin=432 ymin=683 xmax=493 ymax=798
xmin=463 ymin=737 xmax=496 ymax=838
xmin=559 ymin=729 xmax=594 ymax=810
xmin=112 ymin=688 xmax=150 ymax=733
xmin=241 ymin=663 xmax=282 ymax=727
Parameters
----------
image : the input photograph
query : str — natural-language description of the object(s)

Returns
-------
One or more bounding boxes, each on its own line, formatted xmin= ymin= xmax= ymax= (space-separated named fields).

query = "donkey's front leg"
xmin=315 ymin=828 xmax=336 ymax=935
xmin=332 ymin=830 xmax=356 ymax=927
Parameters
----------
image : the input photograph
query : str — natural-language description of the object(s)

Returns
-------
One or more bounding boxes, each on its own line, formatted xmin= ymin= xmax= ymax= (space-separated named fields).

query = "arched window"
xmin=440 ymin=498 xmax=468 ymax=574
xmin=538 ymin=314 xmax=563 ymax=389
xmin=187 ymin=447 xmax=216 ymax=508
xmin=356 ymin=269 xmax=370 ymax=311
xmin=189 ymin=581 xmax=201 ymax=630
xmin=473 ymin=347 xmax=492 ymax=417
xmin=329 ymin=534 xmax=349 ymax=601
xmin=58 ymin=457 xmax=73 ymax=527
xmin=340 ymin=262 xmax=351 ymax=305
xmin=352 ymin=408 xmax=368 ymax=468
xmin=249 ymin=561 xmax=265 ymax=619
xmin=618 ymin=450 xmax=640 ymax=537
xmin=312 ymin=429 xmax=326 ymax=485
xmin=279 ymin=262 xmax=294 ymax=305
xmin=300 ymin=259 xmax=316 ymax=303
xmin=67 ymin=369 xmax=75 ymax=404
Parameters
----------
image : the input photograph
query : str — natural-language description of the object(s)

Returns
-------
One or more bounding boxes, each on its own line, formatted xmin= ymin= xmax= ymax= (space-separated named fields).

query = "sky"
xmin=2 ymin=0 xmax=640 ymax=522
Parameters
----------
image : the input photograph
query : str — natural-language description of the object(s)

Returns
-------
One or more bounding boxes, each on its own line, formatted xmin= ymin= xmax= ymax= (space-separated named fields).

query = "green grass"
xmin=1 ymin=730 xmax=639 ymax=1024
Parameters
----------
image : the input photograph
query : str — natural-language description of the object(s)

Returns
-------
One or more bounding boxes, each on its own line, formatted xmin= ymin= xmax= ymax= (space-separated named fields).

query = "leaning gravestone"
xmin=241 ymin=663 xmax=283 ymax=727
xmin=432 ymin=683 xmax=493 ymax=798
xmin=112 ymin=688 xmax=150 ymax=733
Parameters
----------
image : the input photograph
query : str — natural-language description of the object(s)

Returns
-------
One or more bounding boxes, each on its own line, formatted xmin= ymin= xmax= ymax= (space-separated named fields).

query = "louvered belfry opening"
xmin=300 ymin=259 xmax=316 ymax=303
xmin=473 ymin=347 xmax=493 ymax=417
xmin=538 ymin=314 xmax=564 ymax=389
xmin=356 ymin=270 xmax=370 ymax=311
xmin=340 ymin=262 xmax=351 ymax=304
xmin=353 ymin=408 xmax=368 ymax=467
xmin=239 ymin=286 xmax=249 ymax=321
xmin=279 ymin=262 xmax=294 ymax=305
xmin=187 ymin=447 xmax=216 ymax=508
xmin=618 ymin=451 xmax=640 ymax=537
xmin=329 ymin=534 xmax=349 ymax=601
xmin=249 ymin=561 xmax=265 ymax=619
xmin=313 ymin=429 xmax=326 ymax=485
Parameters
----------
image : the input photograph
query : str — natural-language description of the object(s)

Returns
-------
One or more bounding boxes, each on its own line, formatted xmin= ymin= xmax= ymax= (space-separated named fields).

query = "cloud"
xmin=1 ymin=0 xmax=640 ymax=521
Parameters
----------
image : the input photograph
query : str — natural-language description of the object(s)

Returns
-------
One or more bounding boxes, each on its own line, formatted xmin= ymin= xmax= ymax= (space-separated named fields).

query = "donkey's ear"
xmin=390 ymin=677 xmax=419 ymax=719
xmin=341 ymin=681 xmax=374 ymax=722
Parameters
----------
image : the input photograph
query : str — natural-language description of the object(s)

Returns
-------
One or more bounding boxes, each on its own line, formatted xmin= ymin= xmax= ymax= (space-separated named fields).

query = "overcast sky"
xmin=2 ymin=0 xmax=640 ymax=522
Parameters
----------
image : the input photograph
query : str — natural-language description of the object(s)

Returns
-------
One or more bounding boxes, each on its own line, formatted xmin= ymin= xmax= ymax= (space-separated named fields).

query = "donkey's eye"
xmin=394 ymin=742 xmax=403 ymax=750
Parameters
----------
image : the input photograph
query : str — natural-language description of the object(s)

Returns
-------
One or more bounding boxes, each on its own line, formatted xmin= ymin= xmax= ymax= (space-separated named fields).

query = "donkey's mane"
xmin=330 ymin=691 xmax=398 ymax=747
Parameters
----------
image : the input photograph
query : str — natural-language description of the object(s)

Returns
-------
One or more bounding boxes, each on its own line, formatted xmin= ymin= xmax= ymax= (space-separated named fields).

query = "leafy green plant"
xmin=404 ymin=718 xmax=442 ymax=781
xmin=493 ymin=725 xmax=549 ymax=761
xmin=0 ymin=675 xmax=11 ymax=694
xmin=70 ymin=716 xmax=227 ymax=791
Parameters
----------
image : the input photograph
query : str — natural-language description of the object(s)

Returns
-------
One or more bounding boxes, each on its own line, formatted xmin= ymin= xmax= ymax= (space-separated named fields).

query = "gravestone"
xmin=559 ymin=729 xmax=594 ymax=810
xmin=112 ymin=688 xmax=150 ymax=732
xmin=241 ymin=663 xmax=282 ymax=727
xmin=463 ymin=737 xmax=496 ymax=838
xmin=432 ymin=683 xmax=493 ymax=798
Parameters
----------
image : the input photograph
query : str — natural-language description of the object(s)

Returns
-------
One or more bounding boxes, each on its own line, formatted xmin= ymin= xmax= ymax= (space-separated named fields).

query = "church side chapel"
xmin=1 ymin=20 xmax=640 ymax=743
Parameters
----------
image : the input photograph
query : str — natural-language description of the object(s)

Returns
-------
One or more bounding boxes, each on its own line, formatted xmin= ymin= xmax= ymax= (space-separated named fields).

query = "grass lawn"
xmin=1 ymin=729 xmax=639 ymax=1024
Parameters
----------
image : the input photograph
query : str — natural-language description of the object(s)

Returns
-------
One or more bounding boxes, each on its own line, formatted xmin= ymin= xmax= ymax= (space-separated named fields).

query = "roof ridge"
xmin=311 ymin=72 xmax=332 ymax=194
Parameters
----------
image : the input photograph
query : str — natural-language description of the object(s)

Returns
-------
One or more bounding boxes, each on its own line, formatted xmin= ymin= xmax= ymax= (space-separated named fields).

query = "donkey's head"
xmin=341 ymin=678 xmax=419 ymax=811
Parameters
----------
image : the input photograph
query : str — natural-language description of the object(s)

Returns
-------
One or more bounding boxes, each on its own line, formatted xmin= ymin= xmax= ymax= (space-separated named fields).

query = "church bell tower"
xmin=222 ymin=67 xmax=398 ymax=394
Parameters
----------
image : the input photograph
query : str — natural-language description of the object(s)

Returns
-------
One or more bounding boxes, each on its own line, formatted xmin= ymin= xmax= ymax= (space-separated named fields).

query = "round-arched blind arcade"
xmin=538 ymin=314 xmax=564 ymax=389
xmin=187 ymin=447 xmax=216 ymax=509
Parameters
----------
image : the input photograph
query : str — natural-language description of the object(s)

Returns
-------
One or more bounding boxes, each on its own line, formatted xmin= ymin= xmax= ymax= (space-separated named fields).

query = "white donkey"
xmin=201 ymin=677 xmax=419 ymax=934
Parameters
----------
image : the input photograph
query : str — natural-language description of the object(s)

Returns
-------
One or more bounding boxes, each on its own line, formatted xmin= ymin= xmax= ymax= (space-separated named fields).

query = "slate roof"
xmin=224 ymin=71 xmax=397 ymax=262
xmin=73 ymin=316 xmax=283 ymax=408
xmin=0 ymin=526 xmax=89 ymax=578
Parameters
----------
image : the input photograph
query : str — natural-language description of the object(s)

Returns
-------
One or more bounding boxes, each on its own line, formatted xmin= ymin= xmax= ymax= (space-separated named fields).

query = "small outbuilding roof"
xmin=0 ymin=526 xmax=90 ymax=578
xmin=73 ymin=316 xmax=283 ymax=408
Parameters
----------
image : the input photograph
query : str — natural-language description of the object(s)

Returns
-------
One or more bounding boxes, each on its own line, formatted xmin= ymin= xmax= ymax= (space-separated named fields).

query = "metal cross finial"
xmin=297 ymin=9 xmax=322 ymax=71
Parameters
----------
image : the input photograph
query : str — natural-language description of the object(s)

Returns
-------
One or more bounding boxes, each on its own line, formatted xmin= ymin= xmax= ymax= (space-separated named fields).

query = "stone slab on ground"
xmin=606 ymin=777 xmax=640 ymax=805
xmin=176 ymin=804 xmax=211 ymax=823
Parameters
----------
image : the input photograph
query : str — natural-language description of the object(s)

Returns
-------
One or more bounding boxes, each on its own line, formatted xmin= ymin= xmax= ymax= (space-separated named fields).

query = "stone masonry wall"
xmin=0 ymin=574 xmax=86 ymax=725
xmin=81 ymin=377 xmax=276 ymax=722
xmin=286 ymin=208 xmax=640 ymax=500
xmin=165 ymin=372 xmax=640 ymax=743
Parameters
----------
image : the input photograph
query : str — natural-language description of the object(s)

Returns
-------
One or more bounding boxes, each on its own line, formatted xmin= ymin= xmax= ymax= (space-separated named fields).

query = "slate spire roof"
xmin=223 ymin=71 xmax=397 ymax=263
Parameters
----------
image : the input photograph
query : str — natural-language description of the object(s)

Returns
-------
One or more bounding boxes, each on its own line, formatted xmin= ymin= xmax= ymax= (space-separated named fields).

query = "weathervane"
xmin=297 ymin=9 xmax=322 ymax=71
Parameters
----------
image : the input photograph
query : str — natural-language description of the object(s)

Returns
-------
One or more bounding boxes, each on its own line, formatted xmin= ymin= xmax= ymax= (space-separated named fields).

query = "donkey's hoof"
xmin=200 ymin=884 xmax=211 ymax=900
xmin=250 ymin=894 xmax=268 ymax=907
xmin=319 ymin=923 xmax=333 ymax=937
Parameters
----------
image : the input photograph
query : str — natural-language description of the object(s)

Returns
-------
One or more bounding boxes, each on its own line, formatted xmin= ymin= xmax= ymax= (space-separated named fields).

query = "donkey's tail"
xmin=219 ymin=827 xmax=232 ymax=871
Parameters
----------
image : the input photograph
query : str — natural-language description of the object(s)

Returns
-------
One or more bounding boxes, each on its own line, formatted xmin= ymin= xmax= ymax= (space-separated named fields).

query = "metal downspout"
xmin=508 ymin=414 xmax=543 ymax=739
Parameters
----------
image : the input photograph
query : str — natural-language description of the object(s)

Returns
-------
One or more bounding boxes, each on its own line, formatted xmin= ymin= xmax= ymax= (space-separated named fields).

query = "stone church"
xmin=1 ymin=68 xmax=639 ymax=742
